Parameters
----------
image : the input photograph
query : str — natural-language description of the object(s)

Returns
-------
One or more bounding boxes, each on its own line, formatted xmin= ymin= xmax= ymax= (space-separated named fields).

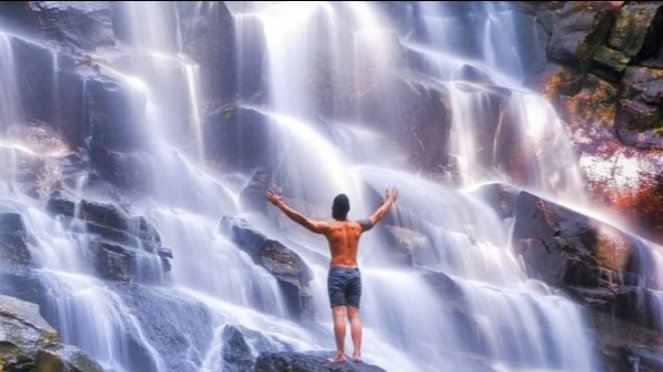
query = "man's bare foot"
xmin=352 ymin=353 xmax=361 ymax=363
xmin=327 ymin=354 xmax=346 ymax=364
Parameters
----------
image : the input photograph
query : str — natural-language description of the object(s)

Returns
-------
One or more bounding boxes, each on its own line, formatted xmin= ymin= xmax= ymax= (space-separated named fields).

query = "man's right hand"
xmin=266 ymin=188 xmax=284 ymax=206
xmin=385 ymin=187 xmax=399 ymax=204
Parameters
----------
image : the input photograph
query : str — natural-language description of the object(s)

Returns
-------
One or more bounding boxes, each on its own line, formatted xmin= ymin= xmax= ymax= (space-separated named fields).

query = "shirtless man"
xmin=266 ymin=187 xmax=399 ymax=363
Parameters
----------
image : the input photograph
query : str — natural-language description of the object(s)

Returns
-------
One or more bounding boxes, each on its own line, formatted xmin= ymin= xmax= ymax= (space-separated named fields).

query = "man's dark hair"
xmin=332 ymin=194 xmax=350 ymax=220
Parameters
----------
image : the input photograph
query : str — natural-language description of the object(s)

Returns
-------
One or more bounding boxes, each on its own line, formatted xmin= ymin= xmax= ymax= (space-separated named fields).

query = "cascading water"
xmin=0 ymin=33 xmax=19 ymax=132
xmin=0 ymin=1 xmax=661 ymax=372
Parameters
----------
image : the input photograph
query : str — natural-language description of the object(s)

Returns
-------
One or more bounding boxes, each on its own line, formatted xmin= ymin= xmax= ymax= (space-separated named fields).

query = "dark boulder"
xmin=589 ymin=310 xmax=663 ymax=372
xmin=546 ymin=1 xmax=618 ymax=66
xmin=591 ymin=45 xmax=630 ymax=78
xmin=607 ymin=2 xmax=663 ymax=61
xmin=0 ymin=213 xmax=31 ymax=265
xmin=358 ymin=74 xmax=453 ymax=178
xmin=85 ymin=73 xmax=147 ymax=151
xmin=34 ymin=344 xmax=104 ymax=372
xmin=88 ymin=143 xmax=154 ymax=194
xmin=221 ymin=325 xmax=254 ymax=372
xmin=615 ymin=100 xmax=663 ymax=147
xmin=453 ymin=65 xmax=494 ymax=85
xmin=567 ymin=118 xmax=663 ymax=243
xmin=204 ymin=106 xmax=273 ymax=173
xmin=0 ymin=294 xmax=103 ymax=372
xmin=46 ymin=194 xmax=171 ymax=283
xmin=106 ymin=283 xmax=214 ymax=372
xmin=254 ymin=352 xmax=387 ymax=372
xmin=5 ymin=34 xmax=90 ymax=149
xmin=220 ymin=216 xmax=314 ymax=319
xmin=88 ymin=240 xmax=136 ymax=282
xmin=27 ymin=1 xmax=115 ymax=51
xmin=496 ymin=186 xmax=661 ymax=330
xmin=179 ymin=1 xmax=238 ymax=101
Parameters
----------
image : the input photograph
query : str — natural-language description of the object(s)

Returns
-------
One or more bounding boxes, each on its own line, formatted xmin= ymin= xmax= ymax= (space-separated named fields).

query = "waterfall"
xmin=1 ymin=1 xmax=661 ymax=372
xmin=0 ymin=33 xmax=19 ymax=132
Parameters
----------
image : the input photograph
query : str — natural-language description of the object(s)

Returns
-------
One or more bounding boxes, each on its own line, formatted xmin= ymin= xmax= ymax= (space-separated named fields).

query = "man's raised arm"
xmin=266 ymin=189 xmax=329 ymax=234
xmin=362 ymin=187 xmax=399 ymax=231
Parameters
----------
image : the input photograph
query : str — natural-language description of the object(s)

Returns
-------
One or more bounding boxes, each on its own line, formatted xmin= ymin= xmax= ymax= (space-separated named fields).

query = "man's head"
xmin=332 ymin=194 xmax=350 ymax=220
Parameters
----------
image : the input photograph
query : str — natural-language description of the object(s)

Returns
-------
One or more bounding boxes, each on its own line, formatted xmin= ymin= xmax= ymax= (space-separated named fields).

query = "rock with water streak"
xmin=179 ymin=1 xmax=239 ymax=101
xmin=360 ymin=75 xmax=453 ymax=179
xmin=86 ymin=74 xmax=147 ymax=151
xmin=0 ymin=294 xmax=103 ymax=372
xmin=6 ymin=124 xmax=71 ymax=158
xmin=589 ymin=310 xmax=663 ymax=372
xmin=46 ymin=193 xmax=171 ymax=283
xmin=107 ymin=283 xmax=214 ymax=372
xmin=0 ymin=213 xmax=31 ymax=265
xmin=88 ymin=143 xmax=154 ymax=194
xmin=255 ymin=352 xmax=387 ymax=372
xmin=525 ymin=0 xmax=663 ymax=236
xmin=453 ymin=65 xmax=494 ymax=85
xmin=0 ymin=295 xmax=59 ymax=359
xmin=239 ymin=166 xmax=272 ymax=215
xmin=478 ymin=184 xmax=661 ymax=330
xmin=4 ymin=34 xmax=90 ymax=149
xmin=221 ymin=325 xmax=254 ymax=372
xmin=220 ymin=216 xmax=314 ymax=319
xmin=535 ymin=60 xmax=663 ymax=241
xmin=204 ymin=106 xmax=272 ymax=173
xmin=26 ymin=1 xmax=114 ymax=51
xmin=34 ymin=344 xmax=104 ymax=372
xmin=563 ymin=118 xmax=663 ymax=243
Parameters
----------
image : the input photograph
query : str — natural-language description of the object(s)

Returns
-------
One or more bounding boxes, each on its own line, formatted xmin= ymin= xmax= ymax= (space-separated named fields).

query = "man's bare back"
xmin=324 ymin=220 xmax=364 ymax=267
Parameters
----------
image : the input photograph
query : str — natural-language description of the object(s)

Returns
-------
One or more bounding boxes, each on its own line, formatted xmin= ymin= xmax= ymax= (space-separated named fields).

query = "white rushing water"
xmin=0 ymin=1 xmax=662 ymax=372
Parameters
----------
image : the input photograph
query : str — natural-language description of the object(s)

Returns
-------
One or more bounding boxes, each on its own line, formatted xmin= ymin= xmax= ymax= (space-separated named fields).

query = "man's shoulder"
xmin=328 ymin=220 xmax=363 ymax=229
xmin=355 ymin=218 xmax=374 ymax=231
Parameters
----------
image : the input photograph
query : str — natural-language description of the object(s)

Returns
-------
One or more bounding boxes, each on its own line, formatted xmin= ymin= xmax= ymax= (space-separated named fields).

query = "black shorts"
xmin=327 ymin=266 xmax=362 ymax=308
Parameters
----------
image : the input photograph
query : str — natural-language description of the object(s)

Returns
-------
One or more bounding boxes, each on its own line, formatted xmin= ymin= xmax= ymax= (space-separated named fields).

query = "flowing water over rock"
xmin=0 ymin=1 xmax=661 ymax=372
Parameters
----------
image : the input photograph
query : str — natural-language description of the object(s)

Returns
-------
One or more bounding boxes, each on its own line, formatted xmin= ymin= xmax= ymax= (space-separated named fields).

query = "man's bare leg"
xmin=347 ymin=306 xmax=362 ymax=362
xmin=329 ymin=306 xmax=347 ymax=363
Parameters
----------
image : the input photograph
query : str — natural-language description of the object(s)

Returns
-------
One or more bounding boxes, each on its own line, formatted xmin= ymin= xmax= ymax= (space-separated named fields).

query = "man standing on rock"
xmin=266 ymin=187 xmax=399 ymax=364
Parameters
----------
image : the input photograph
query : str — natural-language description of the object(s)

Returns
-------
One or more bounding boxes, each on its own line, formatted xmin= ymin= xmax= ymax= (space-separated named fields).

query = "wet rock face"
xmin=108 ymin=284 xmax=214 ymax=372
xmin=0 ymin=213 xmax=31 ymax=265
xmin=546 ymin=1 xmax=617 ymax=66
xmin=88 ymin=143 xmax=154 ymax=194
xmin=356 ymin=76 xmax=453 ymax=178
xmin=523 ymin=0 xmax=663 ymax=244
xmin=608 ymin=2 xmax=663 ymax=61
xmin=254 ymin=352 xmax=387 ymax=372
xmin=0 ymin=294 xmax=103 ymax=372
xmin=27 ymin=1 xmax=115 ymax=51
xmin=475 ymin=183 xmax=660 ymax=331
xmin=589 ymin=310 xmax=663 ymax=372
xmin=203 ymin=106 xmax=273 ymax=173
xmin=221 ymin=325 xmax=254 ymax=372
xmin=239 ymin=166 xmax=272 ymax=215
xmin=220 ymin=216 xmax=314 ymax=319
xmin=85 ymin=74 xmax=147 ymax=151
xmin=6 ymin=32 xmax=146 ymax=152
xmin=45 ymin=193 xmax=172 ymax=283
xmin=179 ymin=1 xmax=238 ymax=101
